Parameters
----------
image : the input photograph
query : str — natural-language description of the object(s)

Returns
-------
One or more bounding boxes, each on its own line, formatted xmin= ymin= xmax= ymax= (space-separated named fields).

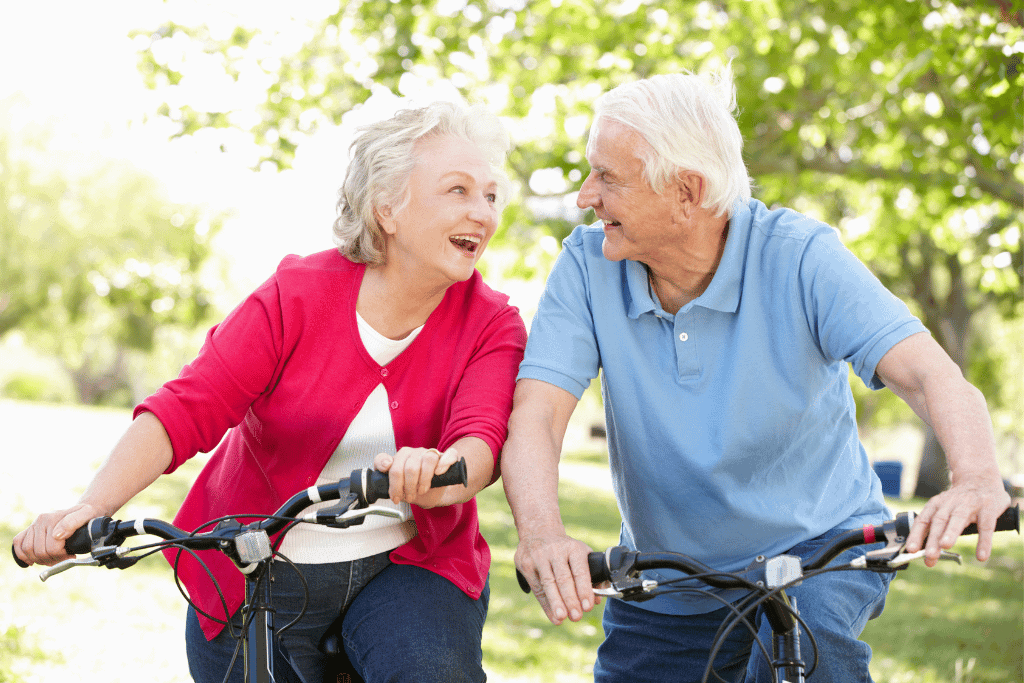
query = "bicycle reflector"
xmin=235 ymin=530 xmax=273 ymax=565
xmin=765 ymin=555 xmax=803 ymax=589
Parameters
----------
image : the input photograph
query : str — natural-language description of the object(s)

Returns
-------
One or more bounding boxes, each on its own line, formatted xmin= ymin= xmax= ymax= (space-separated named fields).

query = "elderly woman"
xmin=14 ymin=101 xmax=527 ymax=683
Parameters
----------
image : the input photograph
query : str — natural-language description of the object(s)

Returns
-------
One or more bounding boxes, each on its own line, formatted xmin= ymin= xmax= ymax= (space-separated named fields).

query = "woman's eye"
xmin=486 ymin=193 xmax=497 ymax=203
xmin=450 ymin=186 xmax=466 ymax=194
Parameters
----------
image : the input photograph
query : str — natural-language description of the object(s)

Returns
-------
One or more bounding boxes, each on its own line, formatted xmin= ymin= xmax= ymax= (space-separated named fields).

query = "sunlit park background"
xmin=1 ymin=0 xmax=1021 ymax=681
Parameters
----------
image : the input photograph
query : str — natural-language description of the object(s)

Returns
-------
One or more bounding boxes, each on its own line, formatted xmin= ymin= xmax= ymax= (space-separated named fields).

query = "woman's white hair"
xmin=590 ymin=65 xmax=751 ymax=217
xmin=334 ymin=100 xmax=512 ymax=264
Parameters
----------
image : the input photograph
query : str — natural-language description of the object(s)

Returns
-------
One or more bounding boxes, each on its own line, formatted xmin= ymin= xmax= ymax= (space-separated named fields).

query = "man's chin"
xmin=601 ymin=238 xmax=628 ymax=262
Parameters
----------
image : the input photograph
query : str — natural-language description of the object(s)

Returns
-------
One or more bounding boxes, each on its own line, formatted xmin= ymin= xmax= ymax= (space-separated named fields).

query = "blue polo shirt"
xmin=518 ymin=198 xmax=928 ymax=615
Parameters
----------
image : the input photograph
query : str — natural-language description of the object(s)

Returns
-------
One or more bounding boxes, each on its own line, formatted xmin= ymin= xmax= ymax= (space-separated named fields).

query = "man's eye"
xmin=451 ymin=186 xmax=466 ymax=194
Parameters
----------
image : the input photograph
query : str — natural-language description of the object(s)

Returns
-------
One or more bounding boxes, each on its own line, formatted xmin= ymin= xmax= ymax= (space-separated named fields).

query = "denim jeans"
xmin=185 ymin=552 xmax=489 ymax=683
xmin=593 ymin=527 xmax=893 ymax=683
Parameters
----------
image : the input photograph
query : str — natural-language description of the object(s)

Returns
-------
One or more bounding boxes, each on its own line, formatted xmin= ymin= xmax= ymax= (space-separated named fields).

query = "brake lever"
xmin=39 ymin=556 xmax=101 ymax=582
xmin=887 ymin=549 xmax=962 ymax=567
xmin=38 ymin=544 xmax=143 ymax=581
xmin=302 ymin=504 xmax=410 ymax=528
xmin=593 ymin=579 xmax=659 ymax=599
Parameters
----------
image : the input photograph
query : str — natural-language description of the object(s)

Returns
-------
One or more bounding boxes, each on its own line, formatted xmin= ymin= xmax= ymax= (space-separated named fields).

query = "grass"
xmin=2 ymin=399 xmax=1021 ymax=682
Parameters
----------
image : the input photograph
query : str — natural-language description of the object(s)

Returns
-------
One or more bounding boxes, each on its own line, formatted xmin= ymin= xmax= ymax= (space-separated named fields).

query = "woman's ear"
xmin=375 ymin=205 xmax=397 ymax=235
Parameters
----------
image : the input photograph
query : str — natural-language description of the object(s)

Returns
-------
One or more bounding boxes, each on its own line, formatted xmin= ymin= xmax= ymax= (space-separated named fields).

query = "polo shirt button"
xmin=679 ymin=332 xmax=689 ymax=342
xmin=390 ymin=401 xmax=399 ymax=409
xmin=380 ymin=368 xmax=389 ymax=378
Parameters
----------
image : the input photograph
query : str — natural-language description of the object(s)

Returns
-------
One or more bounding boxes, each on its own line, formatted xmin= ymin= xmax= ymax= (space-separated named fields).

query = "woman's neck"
xmin=357 ymin=264 xmax=448 ymax=340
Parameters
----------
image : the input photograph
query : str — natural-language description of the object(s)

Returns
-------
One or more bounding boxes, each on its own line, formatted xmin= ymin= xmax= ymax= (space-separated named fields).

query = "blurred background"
xmin=1 ymin=1 xmax=1021 ymax=681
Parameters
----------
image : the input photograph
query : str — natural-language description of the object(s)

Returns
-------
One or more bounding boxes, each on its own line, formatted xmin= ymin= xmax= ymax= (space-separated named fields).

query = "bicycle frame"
xmin=245 ymin=563 xmax=276 ymax=683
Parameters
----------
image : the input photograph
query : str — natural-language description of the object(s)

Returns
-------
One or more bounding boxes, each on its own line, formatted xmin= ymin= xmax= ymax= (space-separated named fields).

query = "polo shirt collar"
xmin=625 ymin=260 xmax=656 ymax=319
xmin=690 ymin=199 xmax=752 ymax=314
xmin=624 ymin=199 xmax=752 ymax=318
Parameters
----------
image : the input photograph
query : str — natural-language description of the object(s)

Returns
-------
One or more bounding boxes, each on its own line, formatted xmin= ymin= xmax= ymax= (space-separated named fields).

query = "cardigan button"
xmin=390 ymin=401 xmax=399 ymax=410
xmin=380 ymin=368 xmax=389 ymax=378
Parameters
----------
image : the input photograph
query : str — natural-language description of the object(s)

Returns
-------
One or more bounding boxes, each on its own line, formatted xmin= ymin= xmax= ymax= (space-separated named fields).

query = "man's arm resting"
xmin=875 ymin=332 xmax=1010 ymax=565
xmin=501 ymin=379 xmax=599 ymax=624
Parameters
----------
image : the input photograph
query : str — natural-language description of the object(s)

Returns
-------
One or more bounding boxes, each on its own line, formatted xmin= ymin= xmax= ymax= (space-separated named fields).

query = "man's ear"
xmin=375 ymin=205 xmax=397 ymax=235
xmin=674 ymin=172 xmax=705 ymax=218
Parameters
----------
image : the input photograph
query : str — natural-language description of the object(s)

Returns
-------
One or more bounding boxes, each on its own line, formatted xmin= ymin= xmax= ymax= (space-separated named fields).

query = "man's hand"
xmin=515 ymin=531 xmax=600 ymax=624
xmin=876 ymin=333 xmax=1010 ymax=567
xmin=905 ymin=474 xmax=1010 ymax=566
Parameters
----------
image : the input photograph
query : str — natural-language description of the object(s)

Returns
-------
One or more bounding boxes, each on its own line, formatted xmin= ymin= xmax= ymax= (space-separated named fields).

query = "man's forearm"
xmin=923 ymin=377 xmax=1002 ymax=485
xmin=502 ymin=416 xmax=567 ymax=534
xmin=501 ymin=379 xmax=579 ymax=535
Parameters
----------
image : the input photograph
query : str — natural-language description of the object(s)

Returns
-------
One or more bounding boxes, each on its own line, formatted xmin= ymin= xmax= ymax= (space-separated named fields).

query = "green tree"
xmin=132 ymin=0 xmax=1022 ymax=491
xmin=0 ymin=99 xmax=224 ymax=405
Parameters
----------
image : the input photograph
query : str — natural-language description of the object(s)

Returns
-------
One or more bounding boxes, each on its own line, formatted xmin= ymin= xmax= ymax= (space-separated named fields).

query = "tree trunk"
xmin=908 ymin=245 xmax=976 ymax=498
xmin=914 ymin=426 xmax=950 ymax=498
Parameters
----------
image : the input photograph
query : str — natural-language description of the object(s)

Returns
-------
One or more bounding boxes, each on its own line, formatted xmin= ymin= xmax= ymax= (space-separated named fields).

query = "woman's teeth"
xmin=450 ymin=235 xmax=481 ymax=253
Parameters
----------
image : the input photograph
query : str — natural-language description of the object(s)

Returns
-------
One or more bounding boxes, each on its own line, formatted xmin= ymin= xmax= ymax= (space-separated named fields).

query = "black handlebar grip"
xmin=430 ymin=456 xmax=469 ymax=488
xmin=361 ymin=470 xmax=391 ymax=504
xmin=64 ymin=523 xmax=95 ymax=555
xmin=960 ymin=504 xmax=1020 ymax=536
xmin=12 ymin=544 xmax=29 ymax=568
xmin=359 ymin=457 xmax=469 ymax=504
xmin=516 ymin=568 xmax=531 ymax=593
xmin=588 ymin=551 xmax=611 ymax=584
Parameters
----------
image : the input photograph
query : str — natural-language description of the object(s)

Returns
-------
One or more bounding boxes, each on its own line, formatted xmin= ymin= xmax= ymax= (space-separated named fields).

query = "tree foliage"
xmin=0 ymin=99 xmax=224 ymax=405
xmin=131 ymin=0 xmax=1023 ymax=485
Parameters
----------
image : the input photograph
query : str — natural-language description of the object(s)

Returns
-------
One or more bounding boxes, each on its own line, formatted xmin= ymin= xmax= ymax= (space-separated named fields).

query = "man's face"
xmin=576 ymin=119 xmax=682 ymax=264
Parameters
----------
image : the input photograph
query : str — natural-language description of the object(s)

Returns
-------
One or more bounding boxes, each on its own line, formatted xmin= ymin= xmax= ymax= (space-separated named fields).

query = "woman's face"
xmin=379 ymin=134 xmax=501 ymax=289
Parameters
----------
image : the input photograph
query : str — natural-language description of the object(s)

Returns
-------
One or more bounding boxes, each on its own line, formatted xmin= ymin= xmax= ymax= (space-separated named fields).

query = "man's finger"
xmin=568 ymin=549 xmax=596 ymax=614
xmin=904 ymin=515 xmax=929 ymax=554
xmin=536 ymin=565 xmax=569 ymax=624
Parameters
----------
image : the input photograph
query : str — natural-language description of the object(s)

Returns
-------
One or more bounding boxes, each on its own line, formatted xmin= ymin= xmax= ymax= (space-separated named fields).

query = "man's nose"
xmin=577 ymin=172 xmax=598 ymax=210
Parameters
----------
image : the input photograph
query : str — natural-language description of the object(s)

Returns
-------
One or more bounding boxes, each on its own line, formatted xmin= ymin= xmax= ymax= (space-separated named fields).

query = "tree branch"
xmin=747 ymin=149 xmax=1024 ymax=210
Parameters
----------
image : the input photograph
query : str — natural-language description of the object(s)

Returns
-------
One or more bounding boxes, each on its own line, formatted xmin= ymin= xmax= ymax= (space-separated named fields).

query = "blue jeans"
xmin=594 ymin=527 xmax=893 ymax=683
xmin=185 ymin=553 xmax=489 ymax=683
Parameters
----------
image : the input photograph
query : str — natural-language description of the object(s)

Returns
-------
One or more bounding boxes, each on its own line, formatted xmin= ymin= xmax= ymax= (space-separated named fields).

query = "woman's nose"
xmin=468 ymin=195 xmax=497 ymax=228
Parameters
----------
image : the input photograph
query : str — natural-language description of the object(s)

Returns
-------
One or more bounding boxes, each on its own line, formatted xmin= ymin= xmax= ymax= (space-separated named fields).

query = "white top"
xmin=277 ymin=313 xmax=424 ymax=563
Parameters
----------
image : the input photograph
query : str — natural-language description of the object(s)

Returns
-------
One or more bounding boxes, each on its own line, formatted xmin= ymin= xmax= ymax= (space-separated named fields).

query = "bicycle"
xmin=517 ymin=504 xmax=1020 ymax=683
xmin=13 ymin=458 xmax=470 ymax=683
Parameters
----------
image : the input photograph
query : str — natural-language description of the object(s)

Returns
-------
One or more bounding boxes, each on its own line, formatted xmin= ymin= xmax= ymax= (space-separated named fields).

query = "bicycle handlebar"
xmin=13 ymin=458 xmax=468 ymax=569
xmin=516 ymin=504 xmax=1020 ymax=594
xmin=583 ymin=504 xmax=1019 ymax=590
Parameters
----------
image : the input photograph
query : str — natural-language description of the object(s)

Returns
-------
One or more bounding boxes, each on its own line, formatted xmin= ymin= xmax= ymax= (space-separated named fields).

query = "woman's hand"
xmin=12 ymin=503 xmax=105 ymax=567
xmin=373 ymin=447 xmax=465 ymax=508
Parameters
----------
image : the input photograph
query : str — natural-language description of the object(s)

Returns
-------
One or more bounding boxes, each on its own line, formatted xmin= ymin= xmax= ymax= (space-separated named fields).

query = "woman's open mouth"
xmin=450 ymin=235 xmax=482 ymax=254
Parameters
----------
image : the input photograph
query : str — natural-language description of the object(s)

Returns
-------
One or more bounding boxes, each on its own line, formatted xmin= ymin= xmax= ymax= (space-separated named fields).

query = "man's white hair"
xmin=590 ymin=65 xmax=751 ymax=218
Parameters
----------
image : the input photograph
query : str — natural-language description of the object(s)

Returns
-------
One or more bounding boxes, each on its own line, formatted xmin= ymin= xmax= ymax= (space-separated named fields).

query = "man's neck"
xmin=646 ymin=217 xmax=729 ymax=315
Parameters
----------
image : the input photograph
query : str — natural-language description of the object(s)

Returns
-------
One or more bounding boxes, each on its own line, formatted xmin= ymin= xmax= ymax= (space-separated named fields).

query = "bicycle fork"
xmin=244 ymin=565 xmax=276 ymax=683
xmin=764 ymin=593 xmax=805 ymax=683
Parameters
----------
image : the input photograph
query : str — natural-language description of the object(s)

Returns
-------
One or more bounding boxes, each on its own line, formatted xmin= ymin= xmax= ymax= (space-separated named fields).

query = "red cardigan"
xmin=136 ymin=250 xmax=526 ymax=638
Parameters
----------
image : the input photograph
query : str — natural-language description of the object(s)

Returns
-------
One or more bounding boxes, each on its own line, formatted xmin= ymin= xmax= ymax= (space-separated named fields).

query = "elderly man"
xmin=501 ymin=68 xmax=1009 ymax=682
